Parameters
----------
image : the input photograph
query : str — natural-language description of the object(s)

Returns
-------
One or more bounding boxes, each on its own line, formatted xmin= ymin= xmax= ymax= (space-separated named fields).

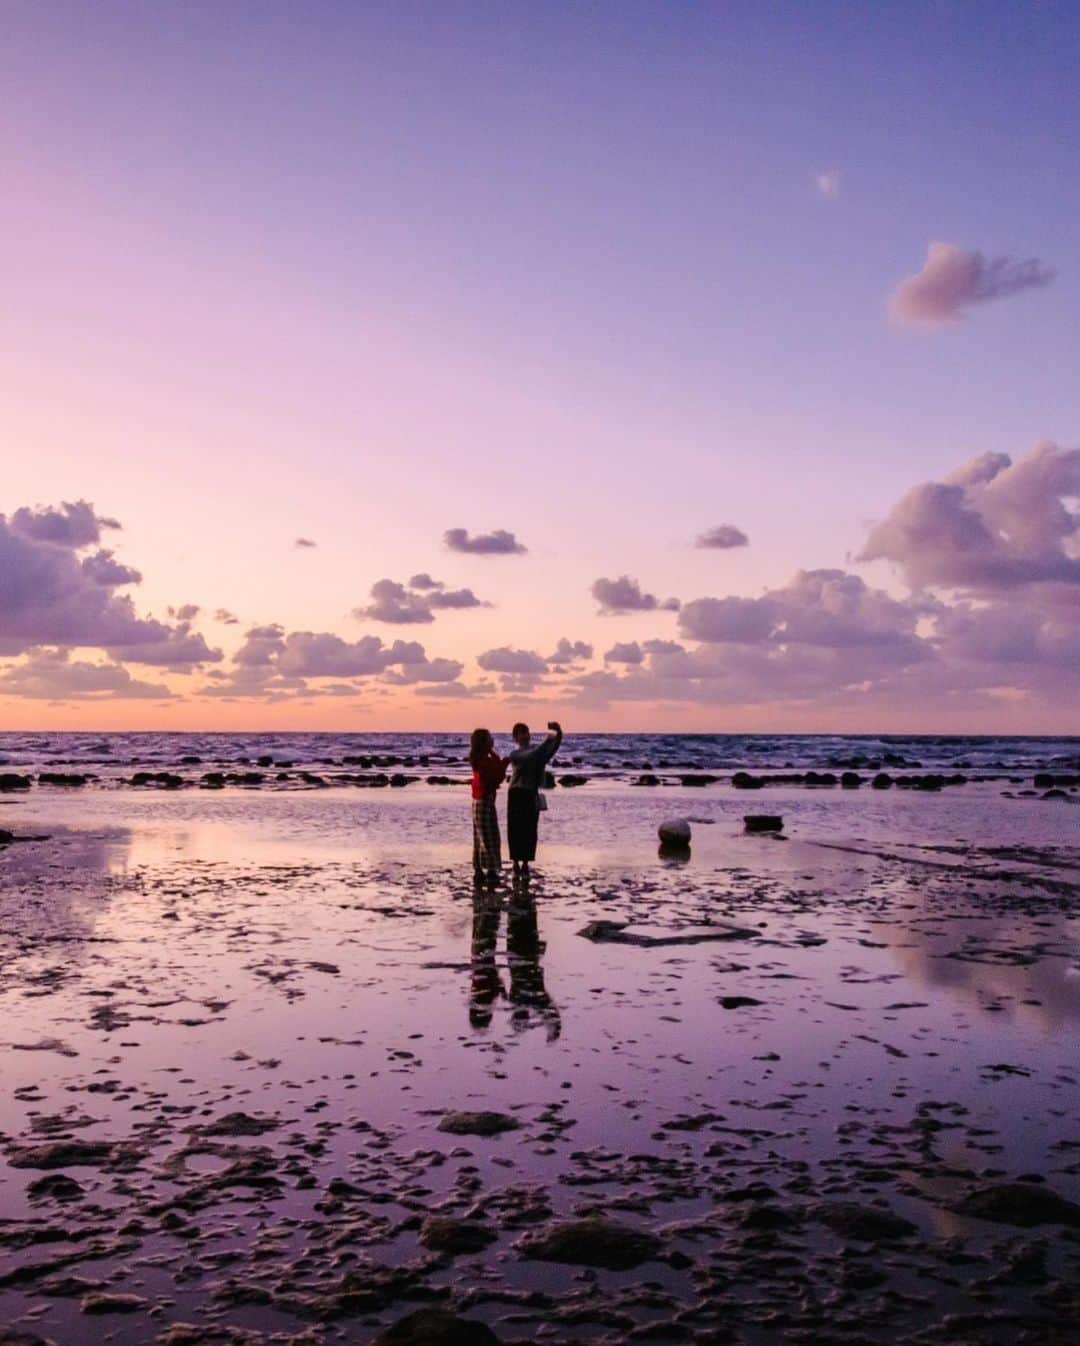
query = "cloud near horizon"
xmin=696 ymin=524 xmax=749 ymax=550
xmin=354 ymin=577 xmax=488 ymax=625
xmin=573 ymin=445 xmax=1078 ymax=715
xmin=0 ymin=503 xmax=221 ymax=670
xmin=2 ymin=447 xmax=1077 ymax=722
xmin=889 ymin=242 xmax=1055 ymax=325
xmin=592 ymin=575 xmax=680 ymax=615
xmin=444 ymin=527 xmax=527 ymax=555
xmin=858 ymin=442 xmax=1080 ymax=594
xmin=0 ymin=647 xmax=173 ymax=701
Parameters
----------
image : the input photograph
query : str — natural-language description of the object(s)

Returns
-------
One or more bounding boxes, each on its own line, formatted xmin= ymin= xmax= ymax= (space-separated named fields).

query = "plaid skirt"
xmin=472 ymin=796 xmax=502 ymax=874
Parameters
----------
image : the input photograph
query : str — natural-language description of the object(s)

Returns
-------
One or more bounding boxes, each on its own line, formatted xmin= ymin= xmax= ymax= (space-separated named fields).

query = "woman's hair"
xmin=469 ymin=728 xmax=493 ymax=767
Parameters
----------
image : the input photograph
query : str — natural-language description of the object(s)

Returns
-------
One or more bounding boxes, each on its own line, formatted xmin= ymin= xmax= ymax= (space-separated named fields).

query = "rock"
xmin=871 ymin=772 xmax=893 ymax=789
xmin=657 ymin=819 xmax=691 ymax=847
xmin=0 ymin=773 xmax=32 ymax=791
xmin=579 ymin=921 xmax=755 ymax=948
xmin=419 ymin=1215 xmax=498 ymax=1254
xmin=130 ymin=771 xmax=183 ymax=788
xmin=373 ymin=1308 xmax=500 ymax=1346
xmin=27 ymin=1174 xmax=85 ymax=1202
xmin=520 ymin=1216 xmax=662 ymax=1270
xmin=744 ymin=815 xmax=783 ymax=833
xmin=841 ymin=772 xmax=863 ymax=788
xmin=37 ymin=773 xmax=90 ymax=787
xmin=8 ymin=1141 xmax=115 ymax=1170
xmin=196 ymin=1112 xmax=280 ymax=1137
xmin=81 ymin=1292 xmax=147 ymax=1314
xmin=732 ymin=771 xmax=765 ymax=789
xmin=809 ymin=1200 xmax=916 ymax=1241
xmin=558 ymin=774 xmax=588 ymax=787
xmin=718 ymin=995 xmax=763 ymax=1009
xmin=0 ymin=829 xmax=14 ymax=844
xmin=436 ymin=1111 xmax=520 ymax=1137
xmin=678 ymin=774 xmax=719 ymax=786
xmin=953 ymin=1182 xmax=1080 ymax=1228
xmin=633 ymin=773 xmax=660 ymax=786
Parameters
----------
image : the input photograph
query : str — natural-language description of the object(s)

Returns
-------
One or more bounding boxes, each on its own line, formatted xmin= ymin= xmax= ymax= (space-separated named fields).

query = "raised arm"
xmin=542 ymin=721 xmax=563 ymax=762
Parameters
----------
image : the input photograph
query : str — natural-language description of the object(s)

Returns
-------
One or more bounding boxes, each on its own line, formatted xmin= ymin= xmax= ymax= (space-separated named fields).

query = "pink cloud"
xmin=889 ymin=242 xmax=1055 ymax=325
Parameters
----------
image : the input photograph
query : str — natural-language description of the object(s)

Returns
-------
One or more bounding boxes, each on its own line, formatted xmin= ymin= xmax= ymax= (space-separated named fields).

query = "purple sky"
xmin=2 ymin=2 xmax=1077 ymax=729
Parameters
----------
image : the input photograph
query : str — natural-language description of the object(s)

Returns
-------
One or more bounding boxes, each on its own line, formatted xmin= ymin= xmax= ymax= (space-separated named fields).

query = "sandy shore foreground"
xmin=1 ymin=786 xmax=1078 ymax=1345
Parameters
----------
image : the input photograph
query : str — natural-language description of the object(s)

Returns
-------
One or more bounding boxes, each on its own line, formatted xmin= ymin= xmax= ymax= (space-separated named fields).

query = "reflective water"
xmin=0 ymin=784 xmax=1077 ymax=1344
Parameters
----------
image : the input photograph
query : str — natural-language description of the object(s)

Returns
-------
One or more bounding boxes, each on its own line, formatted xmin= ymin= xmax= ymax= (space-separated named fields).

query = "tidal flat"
xmin=1 ymin=782 xmax=1078 ymax=1345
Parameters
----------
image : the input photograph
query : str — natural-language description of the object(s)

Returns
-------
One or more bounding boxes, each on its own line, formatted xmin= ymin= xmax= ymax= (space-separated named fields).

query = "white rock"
xmin=658 ymin=818 xmax=691 ymax=846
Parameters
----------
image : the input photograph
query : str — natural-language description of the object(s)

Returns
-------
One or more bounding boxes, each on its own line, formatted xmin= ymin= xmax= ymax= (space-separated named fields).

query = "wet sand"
xmin=1 ymin=785 xmax=1078 ymax=1344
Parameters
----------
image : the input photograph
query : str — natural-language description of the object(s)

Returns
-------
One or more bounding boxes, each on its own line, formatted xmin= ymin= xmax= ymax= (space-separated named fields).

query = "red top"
xmin=471 ymin=752 xmax=507 ymax=800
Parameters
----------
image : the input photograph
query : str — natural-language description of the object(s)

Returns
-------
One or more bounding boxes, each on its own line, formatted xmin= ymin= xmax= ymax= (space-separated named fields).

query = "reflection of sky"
xmin=1 ymin=792 xmax=1078 ymax=1266
xmin=12 ymin=777 xmax=1080 ymax=862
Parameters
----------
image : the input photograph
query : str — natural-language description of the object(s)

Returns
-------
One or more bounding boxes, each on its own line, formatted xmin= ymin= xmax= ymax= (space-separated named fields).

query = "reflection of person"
xmin=506 ymin=720 xmax=563 ymax=878
xmin=468 ymin=891 xmax=560 ymax=1040
xmin=469 ymin=728 xmax=507 ymax=887
xmin=469 ymin=890 xmax=503 ymax=1029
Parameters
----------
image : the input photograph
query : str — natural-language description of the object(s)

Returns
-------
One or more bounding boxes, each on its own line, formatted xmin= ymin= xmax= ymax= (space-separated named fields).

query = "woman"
xmin=469 ymin=728 xmax=507 ymax=885
xmin=506 ymin=720 xmax=563 ymax=877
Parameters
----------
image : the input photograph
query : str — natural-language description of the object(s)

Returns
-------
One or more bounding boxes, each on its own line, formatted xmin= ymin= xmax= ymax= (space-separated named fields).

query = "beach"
xmin=0 ymin=734 xmax=1077 ymax=1344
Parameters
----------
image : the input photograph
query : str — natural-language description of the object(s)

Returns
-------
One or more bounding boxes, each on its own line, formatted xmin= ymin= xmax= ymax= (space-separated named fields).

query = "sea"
xmin=2 ymin=730 xmax=1078 ymax=783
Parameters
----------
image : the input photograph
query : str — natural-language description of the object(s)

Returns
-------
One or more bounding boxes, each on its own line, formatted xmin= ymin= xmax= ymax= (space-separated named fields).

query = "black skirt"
xmin=507 ymin=788 xmax=539 ymax=861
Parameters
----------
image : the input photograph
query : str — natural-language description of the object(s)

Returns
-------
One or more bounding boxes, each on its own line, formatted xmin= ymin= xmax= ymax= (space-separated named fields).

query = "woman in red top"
xmin=470 ymin=728 xmax=507 ymax=885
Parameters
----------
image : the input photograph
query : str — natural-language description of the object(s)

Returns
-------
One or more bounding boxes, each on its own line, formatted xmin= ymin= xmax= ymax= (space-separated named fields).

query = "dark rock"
xmin=27 ymin=1174 xmax=85 ymax=1202
xmin=558 ymin=774 xmax=588 ymax=787
xmin=196 ymin=1112 xmax=280 ymax=1138
xmin=871 ymin=772 xmax=893 ymax=789
xmin=0 ymin=773 xmax=32 ymax=791
xmin=840 ymin=772 xmax=863 ymax=788
xmin=658 ymin=818 xmax=691 ymax=846
xmin=373 ymin=1308 xmax=500 ymax=1346
xmin=520 ymin=1216 xmax=662 ymax=1270
xmin=718 ymin=995 xmax=763 ymax=1009
xmin=81 ymin=1293 xmax=147 ymax=1314
xmin=419 ymin=1216 xmax=498 ymax=1254
xmin=732 ymin=771 xmax=765 ymax=789
xmin=8 ymin=1141 xmax=115 ymax=1170
xmin=953 ymin=1182 xmax=1080 ymax=1228
xmin=37 ymin=773 xmax=90 ymax=787
xmin=632 ymin=773 xmax=660 ymax=787
xmin=744 ymin=815 xmax=783 ymax=833
xmin=436 ymin=1111 xmax=520 ymax=1137
xmin=579 ymin=920 xmax=755 ymax=948
xmin=131 ymin=771 xmax=183 ymax=788
xmin=810 ymin=1200 xmax=916 ymax=1241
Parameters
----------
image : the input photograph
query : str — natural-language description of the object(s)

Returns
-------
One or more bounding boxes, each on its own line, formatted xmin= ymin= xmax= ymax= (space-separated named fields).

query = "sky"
xmin=2 ymin=1 xmax=1078 ymax=732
